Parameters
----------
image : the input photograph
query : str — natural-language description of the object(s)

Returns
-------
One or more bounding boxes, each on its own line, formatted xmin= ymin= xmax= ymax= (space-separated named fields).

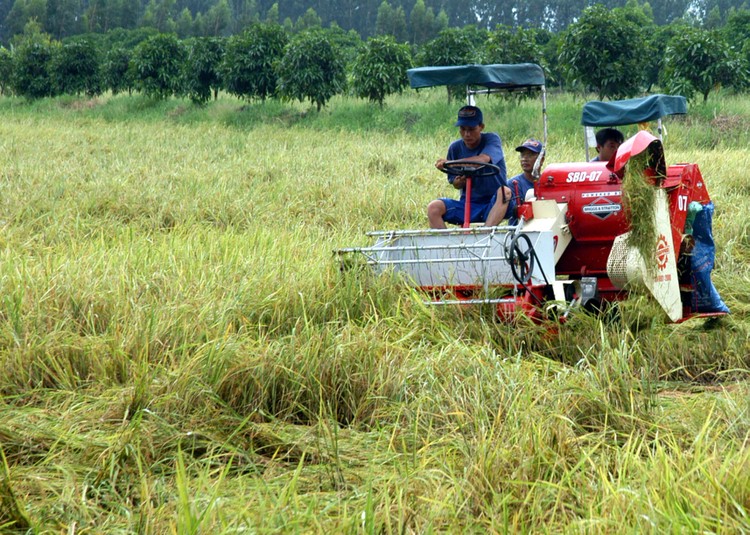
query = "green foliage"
xmin=61 ymin=31 xmax=107 ymax=49
xmin=351 ymin=35 xmax=411 ymax=107
xmin=559 ymin=4 xmax=648 ymax=99
xmin=97 ymin=27 xmax=161 ymax=51
xmin=232 ymin=0 xmax=261 ymax=33
xmin=11 ymin=40 xmax=58 ymax=99
xmin=140 ymin=0 xmax=178 ymax=33
xmin=199 ymin=0 xmax=232 ymax=37
xmin=294 ymin=7 xmax=322 ymax=33
xmin=265 ymin=2 xmax=279 ymax=24
xmin=131 ymin=32 xmax=186 ymax=99
xmin=49 ymin=39 xmax=103 ymax=97
xmin=705 ymin=5 xmax=723 ymax=29
xmin=10 ymin=17 xmax=50 ymax=49
xmin=484 ymin=26 xmax=549 ymax=96
xmin=221 ymin=23 xmax=287 ymax=101
xmin=276 ymin=29 xmax=346 ymax=111
xmin=0 ymin=47 xmax=13 ymax=95
xmin=435 ymin=8 xmax=449 ymax=36
xmin=457 ymin=25 xmax=491 ymax=57
xmin=409 ymin=0 xmax=436 ymax=45
xmin=540 ymin=31 xmax=565 ymax=87
xmin=642 ymin=21 xmax=690 ymax=91
xmin=101 ymin=46 xmax=134 ymax=95
xmin=417 ymin=27 xmax=479 ymax=101
xmin=320 ymin=24 xmax=364 ymax=66
xmin=662 ymin=27 xmax=749 ymax=102
xmin=724 ymin=9 xmax=750 ymax=71
xmin=182 ymin=37 xmax=225 ymax=105
xmin=622 ymin=0 xmax=656 ymax=27
xmin=486 ymin=25 xmax=545 ymax=66
xmin=45 ymin=0 xmax=83 ymax=39
xmin=0 ymin=0 xmax=743 ymax=51
xmin=619 ymin=0 xmax=661 ymax=91
xmin=4 ymin=0 xmax=48 ymax=39
xmin=723 ymin=8 xmax=750 ymax=43
xmin=175 ymin=7 xmax=195 ymax=38
xmin=375 ymin=1 xmax=407 ymax=42
xmin=417 ymin=27 xmax=479 ymax=66
xmin=83 ymin=0 xmax=139 ymax=33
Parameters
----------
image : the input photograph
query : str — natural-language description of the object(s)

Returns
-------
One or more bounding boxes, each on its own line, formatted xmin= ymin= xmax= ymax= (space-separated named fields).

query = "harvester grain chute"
xmin=336 ymin=64 xmax=729 ymax=324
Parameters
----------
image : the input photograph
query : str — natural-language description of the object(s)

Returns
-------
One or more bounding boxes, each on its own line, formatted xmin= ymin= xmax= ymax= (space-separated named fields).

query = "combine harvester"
xmin=338 ymin=64 xmax=729 ymax=323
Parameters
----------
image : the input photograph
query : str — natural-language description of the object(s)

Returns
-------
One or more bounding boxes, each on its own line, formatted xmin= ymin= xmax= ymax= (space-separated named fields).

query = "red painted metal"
xmin=665 ymin=163 xmax=709 ymax=257
xmin=495 ymin=285 xmax=547 ymax=322
xmin=463 ymin=177 xmax=472 ymax=228
xmin=515 ymin=152 xmax=724 ymax=322
xmin=535 ymin=161 xmax=628 ymax=276
xmin=612 ymin=130 xmax=660 ymax=172
xmin=415 ymin=140 xmax=725 ymax=323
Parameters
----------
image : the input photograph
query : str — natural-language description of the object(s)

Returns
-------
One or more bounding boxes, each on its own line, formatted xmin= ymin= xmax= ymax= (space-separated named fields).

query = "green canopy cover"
xmin=581 ymin=94 xmax=687 ymax=127
xmin=407 ymin=63 xmax=545 ymax=90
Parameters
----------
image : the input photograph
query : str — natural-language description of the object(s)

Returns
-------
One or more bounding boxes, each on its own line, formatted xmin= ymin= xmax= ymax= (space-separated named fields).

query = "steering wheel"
xmin=508 ymin=233 xmax=535 ymax=284
xmin=439 ymin=160 xmax=501 ymax=178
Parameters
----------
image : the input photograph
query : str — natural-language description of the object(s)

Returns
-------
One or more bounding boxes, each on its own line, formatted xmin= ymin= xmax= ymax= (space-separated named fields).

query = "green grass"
xmin=0 ymin=90 xmax=748 ymax=532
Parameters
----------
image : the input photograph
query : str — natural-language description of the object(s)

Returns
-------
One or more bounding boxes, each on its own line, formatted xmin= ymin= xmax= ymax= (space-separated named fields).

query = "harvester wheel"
xmin=509 ymin=233 xmax=535 ymax=283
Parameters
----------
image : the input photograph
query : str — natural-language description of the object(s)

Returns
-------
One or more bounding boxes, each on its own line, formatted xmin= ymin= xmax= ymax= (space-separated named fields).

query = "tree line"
xmin=1 ymin=2 xmax=749 ymax=106
xmin=0 ymin=0 xmax=745 ymax=43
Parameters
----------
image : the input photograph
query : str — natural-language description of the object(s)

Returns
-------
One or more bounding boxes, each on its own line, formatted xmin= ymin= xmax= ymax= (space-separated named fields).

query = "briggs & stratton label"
xmin=582 ymin=197 xmax=622 ymax=219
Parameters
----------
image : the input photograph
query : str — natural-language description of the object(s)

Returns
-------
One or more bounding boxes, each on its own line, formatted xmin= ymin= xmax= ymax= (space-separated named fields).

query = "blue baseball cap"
xmin=515 ymin=138 xmax=543 ymax=153
xmin=455 ymin=105 xmax=483 ymax=127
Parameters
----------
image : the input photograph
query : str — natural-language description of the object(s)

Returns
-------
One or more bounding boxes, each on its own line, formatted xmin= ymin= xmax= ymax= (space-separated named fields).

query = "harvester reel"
xmin=508 ymin=233 xmax=535 ymax=284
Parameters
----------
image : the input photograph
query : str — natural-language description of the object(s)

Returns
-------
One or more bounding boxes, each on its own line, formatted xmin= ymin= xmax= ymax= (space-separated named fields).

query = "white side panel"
xmin=646 ymin=190 xmax=682 ymax=321
xmin=606 ymin=190 xmax=682 ymax=321
xmin=523 ymin=201 xmax=572 ymax=264
xmin=369 ymin=229 xmax=556 ymax=287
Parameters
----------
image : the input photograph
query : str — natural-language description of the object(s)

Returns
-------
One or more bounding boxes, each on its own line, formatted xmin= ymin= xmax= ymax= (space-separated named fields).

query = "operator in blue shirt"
xmin=504 ymin=138 xmax=544 ymax=225
xmin=428 ymin=105 xmax=510 ymax=228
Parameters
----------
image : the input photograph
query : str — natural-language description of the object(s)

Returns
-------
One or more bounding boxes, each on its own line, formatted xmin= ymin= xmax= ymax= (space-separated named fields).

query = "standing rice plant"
xmin=562 ymin=322 xmax=656 ymax=437
xmin=0 ymin=91 xmax=747 ymax=532
xmin=0 ymin=447 xmax=32 ymax=531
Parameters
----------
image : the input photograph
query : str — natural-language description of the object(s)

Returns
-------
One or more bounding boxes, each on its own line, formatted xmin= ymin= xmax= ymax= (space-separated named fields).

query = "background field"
xmin=0 ymin=90 xmax=749 ymax=533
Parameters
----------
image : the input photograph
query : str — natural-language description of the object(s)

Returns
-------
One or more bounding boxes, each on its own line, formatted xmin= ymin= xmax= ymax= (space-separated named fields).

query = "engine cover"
xmin=535 ymin=162 xmax=629 ymax=276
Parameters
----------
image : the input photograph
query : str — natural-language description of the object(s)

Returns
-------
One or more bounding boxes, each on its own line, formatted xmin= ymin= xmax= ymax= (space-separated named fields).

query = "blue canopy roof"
xmin=581 ymin=94 xmax=687 ymax=126
xmin=407 ymin=63 xmax=545 ymax=90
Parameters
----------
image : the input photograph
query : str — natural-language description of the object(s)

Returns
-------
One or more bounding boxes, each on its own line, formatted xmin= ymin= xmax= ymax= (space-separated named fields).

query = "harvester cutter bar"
xmin=365 ymin=225 xmax=516 ymax=238
xmin=361 ymin=255 xmax=508 ymax=266
xmin=424 ymin=297 xmax=517 ymax=306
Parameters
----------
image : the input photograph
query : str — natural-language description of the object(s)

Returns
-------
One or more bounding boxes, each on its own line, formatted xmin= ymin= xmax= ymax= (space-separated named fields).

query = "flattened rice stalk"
xmin=622 ymin=153 xmax=657 ymax=273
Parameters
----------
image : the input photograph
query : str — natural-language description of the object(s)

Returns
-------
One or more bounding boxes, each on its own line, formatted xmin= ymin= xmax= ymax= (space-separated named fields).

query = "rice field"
xmin=0 ymin=90 xmax=748 ymax=533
